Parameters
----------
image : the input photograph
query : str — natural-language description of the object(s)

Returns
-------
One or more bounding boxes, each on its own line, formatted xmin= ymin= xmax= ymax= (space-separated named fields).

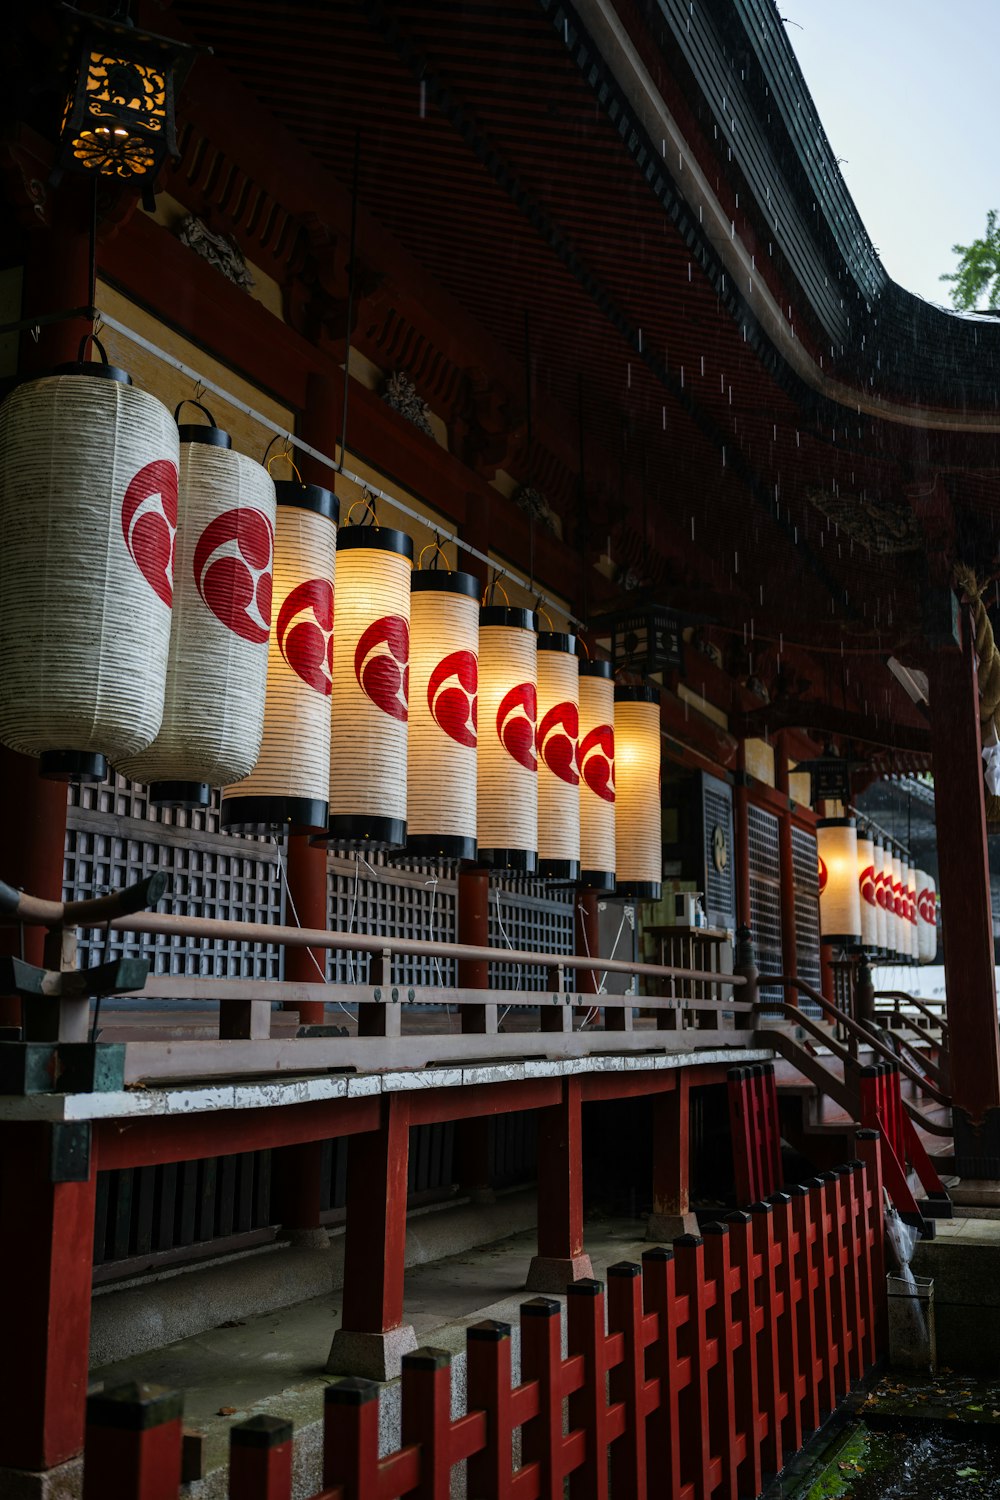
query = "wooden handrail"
xmin=876 ymin=990 xmax=948 ymax=1035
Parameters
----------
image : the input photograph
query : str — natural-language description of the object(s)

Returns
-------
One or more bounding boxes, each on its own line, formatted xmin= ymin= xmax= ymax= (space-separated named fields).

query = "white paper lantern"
xmin=578 ymin=661 xmax=616 ymax=892
xmin=816 ymin=818 xmax=861 ymax=946
xmin=118 ymin=412 xmax=276 ymax=805
xmin=890 ymin=850 xmax=905 ymax=959
xmin=873 ymin=837 xmax=889 ymax=954
xmin=325 ymin=526 xmax=413 ymax=849
xmin=614 ymin=686 xmax=661 ymax=898
xmin=898 ymin=855 xmax=912 ymax=960
xmin=221 ymin=481 xmax=338 ymax=832
xmin=537 ymin=632 xmax=580 ymax=881
xmin=905 ymin=863 xmax=918 ymax=961
xmin=477 ymin=606 xmax=538 ymax=872
xmin=405 ymin=570 xmax=479 ymax=862
xmin=856 ymin=831 xmax=878 ymax=951
xmin=0 ymin=349 xmax=178 ymax=780
xmin=917 ymin=873 xmax=938 ymax=963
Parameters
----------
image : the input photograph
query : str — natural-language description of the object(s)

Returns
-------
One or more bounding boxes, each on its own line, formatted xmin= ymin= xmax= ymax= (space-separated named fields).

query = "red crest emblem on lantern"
xmin=277 ymin=579 xmax=334 ymax=695
xmin=818 ymin=856 xmax=828 ymax=894
xmin=859 ymin=864 xmax=877 ymax=907
xmin=538 ymin=701 xmax=579 ymax=785
xmin=874 ymin=869 xmax=887 ymax=908
xmin=496 ymin=682 xmax=536 ymax=771
xmin=892 ymin=880 xmax=904 ymax=917
xmin=355 ymin=615 xmax=409 ymax=721
xmin=428 ymin=650 xmax=477 ymax=747
xmin=578 ymin=725 xmax=615 ymax=803
xmin=193 ymin=509 xmax=274 ymax=643
xmin=918 ymin=889 xmax=937 ymax=927
xmin=121 ymin=458 xmax=179 ymax=607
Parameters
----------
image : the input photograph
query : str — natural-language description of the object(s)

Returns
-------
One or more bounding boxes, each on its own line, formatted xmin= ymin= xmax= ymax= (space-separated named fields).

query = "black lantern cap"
xmin=411 ymin=570 xmax=479 ymax=598
xmin=480 ymin=606 xmax=537 ymax=631
xmin=537 ymin=631 xmax=577 ymax=654
xmin=273 ymin=480 xmax=339 ymax=522
xmin=337 ymin=525 xmax=413 ymax=560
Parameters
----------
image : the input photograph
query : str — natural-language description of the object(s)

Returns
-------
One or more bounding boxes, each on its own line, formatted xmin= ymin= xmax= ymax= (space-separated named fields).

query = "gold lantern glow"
xmin=578 ymin=661 xmax=616 ymax=892
xmin=917 ymin=873 xmax=938 ymax=963
xmin=856 ymin=830 xmax=878 ymax=951
xmin=477 ymin=606 xmax=538 ymax=872
xmin=816 ymin=818 xmax=862 ymax=946
xmin=118 ymin=408 xmax=276 ymax=806
xmin=221 ymin=480 xmax=338 ymax=832
xmin=613 ymin=685 xmax=661 ymax=898
xmin=0 ymin=341 xmax=178 ymax=782
xmin=537 ymin=632 xmax=580 ymax=881
xmin=324 ymin=526 xmax=413 ymax=850
xmin=873 ymin=837 xmax=889 ymax=954
xmin=405 ymin=570 xmax=479 ymax=862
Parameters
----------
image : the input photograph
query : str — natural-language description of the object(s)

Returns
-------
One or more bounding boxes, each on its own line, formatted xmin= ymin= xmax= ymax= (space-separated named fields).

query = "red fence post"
xmin=854 ymin=1129 xmax=889 ymax=1356
xmin=835 ymin=1165 xmax=865 ymax=1384
xmin=566 ymin=1279 xmax=610 ymax=1500
xmin=83 ymin=1383 xmax=183 ymax=1500
xmin=819 ymin=1172 xmax=850 ymax=1401
xmin=640 ymin=1247 xmax=682 ymax=1500
xmin=323 ymin=1378 xmax=382 ymax=1500
xmin=749 ymin=1202 xmax=783 ymax=1478
xmin=785 ymin=1185 xmax=821 ymax=1438
xmin=702 ymin=1223 xmax=739 ymax=1500
xmin=672 ymin=1234 xmax=711 ymax=1500
xmin=767 ymin=1192 xmax=803 ymax=1460
xmin=229 ymin=1416 xmax=293 ymax=1500
xmin=607 ymin=1262 xmax=647 ymax=1497
xmin=761 ymin=1064 xmax=783 ymax=1196
xmin=466 ymin=1320 xmax=513 ymax=1500
xmin=723 ymin=1212 xmax=763 ymax=1500
xmin=727 ymin=1068 xmax=756 ymax=1204
xmin=519 ymin=1297 xmax=564 ymax=1496
xmin=401 ymin=1348 xmax=453 ymax=1500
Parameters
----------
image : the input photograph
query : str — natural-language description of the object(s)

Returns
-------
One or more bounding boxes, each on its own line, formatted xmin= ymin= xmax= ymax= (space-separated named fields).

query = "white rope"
xmin=495 ymin=886 xmax=520 ymax=1028
xmin=576 ymin=901 xmax=602 ymax=1028
xmin=97 ymin=310 xmax=581 ymax=628
xmin=272 ymin=836 xmax=355 ymax=1020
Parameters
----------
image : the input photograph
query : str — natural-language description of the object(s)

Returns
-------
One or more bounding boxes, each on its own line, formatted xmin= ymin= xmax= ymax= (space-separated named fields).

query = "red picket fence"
xmin=727 ymin=1063 xmax=783 ymax=1205
xmin=83 ymin=1133 xmax=886 ymax=1500
xmin=858 ymin=1061 xmax=950 ymax=1226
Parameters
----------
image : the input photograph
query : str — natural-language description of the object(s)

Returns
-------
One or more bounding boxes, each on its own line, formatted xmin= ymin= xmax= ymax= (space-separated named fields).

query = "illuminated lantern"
xmin=221 ymin=480 xmax=338 ymax=832
xmin=118 ymin=408 xmax=275 ymax=805
xmin=898 ymin=855 xmax=913 ymax=961
xmin=906 ymin=863 xmax=919 ymax=961
xmin=0 ymin=340 xmax=178 ymax=781
xmin=890 ymin=849 xmax=905 ymax=959
xmin=536 ymin=632 xmax=580 ymax=881
xmin=872 ymin=836 xmax=889 ymax=954
xmin=614 ymin=685 xmax=661 ymax=898
xmin=880 ymin=841 xmax=898 ymax=957
xmin=856 ymin=829 xmax=878 ymax=951
xmin=577 ymin=661 xmax=616 ymax=892
xmin=325 ymin=526 xmax=413 ymax=849
xmin=478 ymin=606 xmax=538 ymax=872
xmin=816 ymin=818 xmax=862 ymax=946
xmin=917 ymin=873 xmax=938 ymax=963
xmin=405 ymin=571 xmax=479 ymax=862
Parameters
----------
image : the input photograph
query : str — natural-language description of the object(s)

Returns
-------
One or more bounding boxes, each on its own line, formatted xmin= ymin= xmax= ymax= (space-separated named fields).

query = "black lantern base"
xmin=578 ymin=869 xmax=616 ymax=893
xmin=220 ymin=796 xmax=329 ymax=835
xmin=821 ymin=934 xmax=863 ymax=948
xmin=614 ymin=881 xmax=661 ymax=900
xmin=477 ymin=848 xmax=538 ymax=875
xmin=539 ymin=859 xmax=581 ymax=883
xmin=39 ymin=750 xmax=107 ymax=783
xmin=318 ymin=816 xmax=407 ymax=852
xmin=150 ymin=780 xmax=212 ymax=809
xmin=396 ymin=834 xmax=478 ymax=864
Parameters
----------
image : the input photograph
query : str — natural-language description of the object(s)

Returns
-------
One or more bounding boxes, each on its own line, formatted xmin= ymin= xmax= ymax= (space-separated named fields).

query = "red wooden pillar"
xmin=648 ymin=1074 xmax=697 ymax=1238
xmin=775 ymin=736 xmax=798 ymax=1001
xmin=928 ymin=617 xmax=1000 ymax=1176
xmin=525 ymin=1077 xmax=594 ymax=1291
xmin=456 ymin=867 xmax=494 ymax=1198
xmin=0 ymin=1124 xmax=97 ymax=1477
xmin=0 ymin=184 xmax=95 ymax=1028
xmin=272 ymin=1138 xmax=327 ymax=1248
xmin=83 ymin=1383 xmax=184 ymax=1500
xmin=326 ymin=1094 xmax=417 ymax=1380
xmin=574 ymin=887 xmax=601 ymax=995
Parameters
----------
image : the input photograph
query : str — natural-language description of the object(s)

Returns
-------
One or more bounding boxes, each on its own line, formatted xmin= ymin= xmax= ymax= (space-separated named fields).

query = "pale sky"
xmin=784 ymin=1 xmax=1000 ymax=307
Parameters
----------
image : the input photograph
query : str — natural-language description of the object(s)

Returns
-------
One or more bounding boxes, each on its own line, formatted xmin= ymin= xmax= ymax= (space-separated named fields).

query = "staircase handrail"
xmin=875 ymin=989 xmax=948 ymax=1036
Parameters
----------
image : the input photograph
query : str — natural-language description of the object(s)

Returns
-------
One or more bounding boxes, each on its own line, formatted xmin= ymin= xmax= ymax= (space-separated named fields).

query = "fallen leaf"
xmin=217 ymin=1406 xmax=238 ymax=1417
xmin=957 ymin=1468 xmax=979 ymax=1478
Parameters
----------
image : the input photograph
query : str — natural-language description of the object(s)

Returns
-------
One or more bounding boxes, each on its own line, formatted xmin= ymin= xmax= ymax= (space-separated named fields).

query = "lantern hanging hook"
xmin=193 ymin=378 xmax=206 ymax=403
xmin=418 ymin=536 xmax=450 ymax=572
xmin=29 ymin=323 xmax=40 ymax=344
xmin=483 ymin=572 xmax=510 ymax=608
xmin=265 ymin=446 xmax=303 ymax=485
xmin=536 ymin=601 xmax=554 ymax=631
xmin=345 ymin=488 xmax=379 ymax=528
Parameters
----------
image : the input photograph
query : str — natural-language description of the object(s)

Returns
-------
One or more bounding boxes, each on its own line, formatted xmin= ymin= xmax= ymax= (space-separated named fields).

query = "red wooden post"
xmin=607 ymin=1262 xmax=647 ymax=1498
xmin=767 ymin=1193 xmax=803 ymax=1458
xmin=702 ymin=1224 xmax=739 ymax=1500
xmin=749 ymin=1202 xmax=784 ymax=1476
xmin=649 ymin=1075 xmax=697 ymax=1238
xmin=526 ymin=1077 xmax=594 ymax=1290
xmin=401 ymin=1348 xmax=453 ymax=1500
xmin=229 ymin=1416 xmax=294 ymax=1500
xmin=836 ymin=1165 xmax=865 ymax=1383
xmin=574 ymin=886 xmax=602 ymax=996
xmin=327 ymin=1095 xmax=417 ymax=1379
xmin=806 ymin=1176 xmax=837 ymax=1415
xmin=762 ymin=1064 xmax=783 ymax=1196
xmin=818 ymin=1172 xmax=850 ymax=1401
xmin=0 ymin=1123 xmax=97 ymax=1474
xmin=785 ymin=1185 xmax=822 ymax=1437
xmin=566 ymin=1279 xmax=610 ymax=1500
xmin=929 ymin=620 xmax=1000 ymax=1173
xmin=456 ymin=867 xmax=495 ymax=1196
xmin=519 ymin=1297 xmax=563 ymax=1496
xmin=323 ymin=1378 xmax=381 ymax=1500
xmin=854 ymin=1130 xmax=889 ymax=1357
xmin=672 ymin=1234 xmax=711 ymax=1500
xmin=724 ymin=1212 xmax=763 ymax=1500
xmin=466 ymin=1321 xmax=513 ymax=1500
xmin=83 ymin=1383 xmax=183 ymax=1500
xmin=640 ymin=1247 xmax=682 ymax=1500
xmin=272 ymin=1139 xmax=326 ymax=1247
xmin=727 ymin=1068 xmax=756 ymax=1205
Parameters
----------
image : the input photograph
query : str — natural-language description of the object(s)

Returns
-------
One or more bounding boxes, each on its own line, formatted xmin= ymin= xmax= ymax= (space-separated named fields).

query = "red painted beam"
xmin=407 ymin=1078 xmax=562 ymax=1126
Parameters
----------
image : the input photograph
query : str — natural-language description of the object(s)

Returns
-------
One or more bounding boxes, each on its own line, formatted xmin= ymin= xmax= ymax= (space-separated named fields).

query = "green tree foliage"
xmin=940 ymin=209 xmax=1000 ymax=310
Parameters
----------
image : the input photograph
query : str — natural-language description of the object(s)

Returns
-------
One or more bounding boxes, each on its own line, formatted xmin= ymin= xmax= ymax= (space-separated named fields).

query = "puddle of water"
xmin=791 ymin=1421 xmax=1000 ymax=1500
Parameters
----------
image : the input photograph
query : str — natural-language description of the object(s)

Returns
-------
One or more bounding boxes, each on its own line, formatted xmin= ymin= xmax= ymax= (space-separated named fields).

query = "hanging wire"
xmin=345 ymin=489 xmax=380 ymax=528
xmin=495 ymin=886 xmax=520 ymax=1028
xmin=339 ymin=128 xmax=362 ymax=473
xmin=418 ymin=536 xmax=450 ymax=571
xmin=272 ymin=837 xmax=355 ymax=1020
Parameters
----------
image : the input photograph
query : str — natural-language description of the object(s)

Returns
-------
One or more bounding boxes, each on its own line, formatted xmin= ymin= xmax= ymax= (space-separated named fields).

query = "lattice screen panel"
xmin=791 ymin=824 xmax=822 ymax=1016
xmin=747 ymin=803 xmax=783 ymax=1013
xmin=488 ymin=879 xmax=574 ymax=992
xmin=325 ymin=853 xmax=458 ymax=989
xmin=702 ymin=776 xmax=736 ymax=931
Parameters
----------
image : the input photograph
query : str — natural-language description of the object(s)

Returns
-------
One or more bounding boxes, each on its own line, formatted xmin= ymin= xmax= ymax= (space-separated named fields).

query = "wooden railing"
xmin=81 ymin=1147 xmax=886 ymax=1500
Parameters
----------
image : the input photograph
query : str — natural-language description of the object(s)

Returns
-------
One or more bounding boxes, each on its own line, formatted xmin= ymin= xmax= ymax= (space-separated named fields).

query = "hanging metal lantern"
xmin=872 ymin=836 xmax=889 ymax=955
xmin=916 ymin=873 xmax=938 ymax=963
xmin=220 ymin=478 xmax=338 ymax=833
xmin=0 ymin=337 xmax=177 ymax=781
xmin=477 ymin=605 xmax=538 ymax=873
xmin=856 ymin=829 xmax=878 ymax=951
xmin=577 ymin=661 xmax=616 ymax=893
xmin=590 ymin=593 xmax=684 ymax=678
xmin=405 ymin=569 xmax=479 ymax=863
xmin=323 ymin=524 xmax=412 ymax=850
xmin=56 ymin=5 xmax=194 ymax=186
xmin=536 ymin=631 xmax=580 ymax=882
xmin=816 ymin=818 xmax=862 ymax=946
xmin=117 ymin=405 xmax=275 ymax=805
xmin=613 ymin=685 xmax=661 ymax=899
